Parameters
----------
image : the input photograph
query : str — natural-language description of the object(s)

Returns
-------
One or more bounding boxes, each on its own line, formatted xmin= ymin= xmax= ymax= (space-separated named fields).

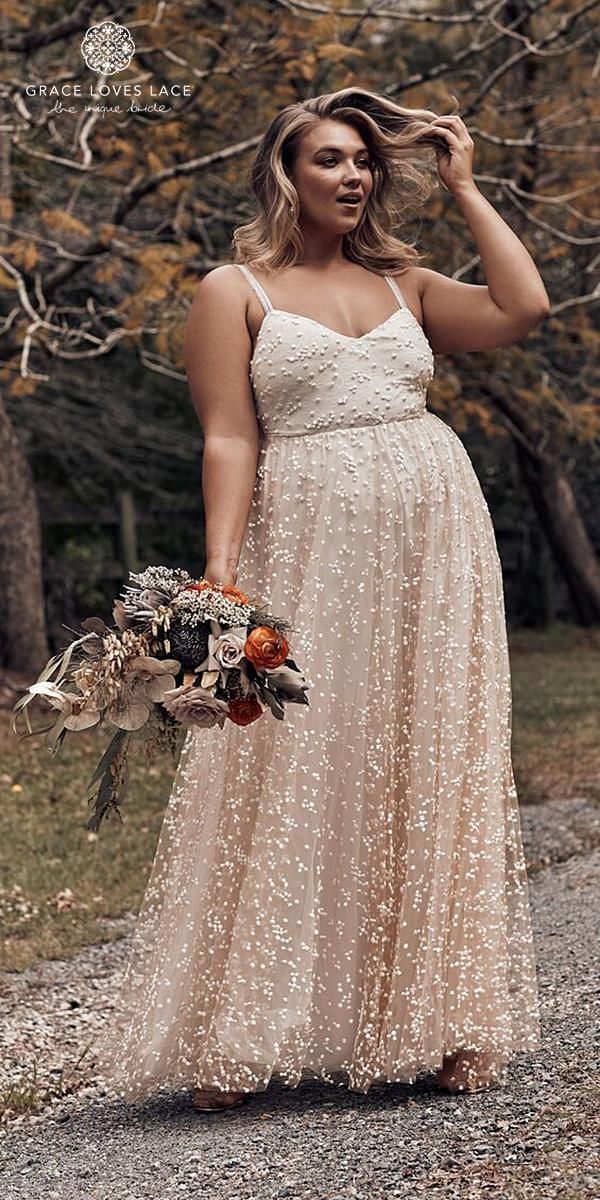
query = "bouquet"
xmin=12 ymin=566 xmax=310 ymax=831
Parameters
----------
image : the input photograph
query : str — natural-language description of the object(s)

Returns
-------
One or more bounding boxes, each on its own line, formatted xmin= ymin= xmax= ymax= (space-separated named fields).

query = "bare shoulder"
xmin=185 ymin=265 xmax=253 ymax=329
xmin=409 ymin=266 xmax=452 ymax=293
xmin=387 ymin=265 xmax=428 ymax=322
xmin=184 ymin=264 xmax=251 ymax=346
xmin=190 ymin=263 xmax=247 ymax=305
xmin=388 ymin=265 xmax=429 ymax=295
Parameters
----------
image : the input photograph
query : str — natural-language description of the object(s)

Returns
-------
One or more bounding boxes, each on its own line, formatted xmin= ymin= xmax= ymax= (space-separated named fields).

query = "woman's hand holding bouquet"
xmin=202 ymin=560 xmax=238 ymax=588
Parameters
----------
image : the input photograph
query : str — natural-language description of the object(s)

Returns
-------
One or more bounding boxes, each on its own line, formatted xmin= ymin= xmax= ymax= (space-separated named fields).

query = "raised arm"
xmin=183 ymin=266 xmax=260 ymax=587
xmin=415 ymin=114 xmax=550 ymax=355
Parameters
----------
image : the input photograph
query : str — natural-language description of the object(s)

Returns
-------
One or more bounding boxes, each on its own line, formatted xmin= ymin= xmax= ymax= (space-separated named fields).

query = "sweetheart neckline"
xmin=250 ymin=305 xmax=434 ymax=369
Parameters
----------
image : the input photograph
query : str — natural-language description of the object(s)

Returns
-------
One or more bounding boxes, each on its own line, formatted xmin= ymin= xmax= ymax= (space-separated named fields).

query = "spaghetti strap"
xmin=384 ymin=274 xmax=408 ymax=311
xmin=235 ymin=264 xmax=274 ymax=315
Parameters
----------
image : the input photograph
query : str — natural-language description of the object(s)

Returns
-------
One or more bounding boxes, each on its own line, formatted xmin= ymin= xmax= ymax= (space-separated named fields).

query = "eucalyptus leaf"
xmin=48 ymin=727 xmax=69 ymax=756
xmin=85 ymin=733 xmax=131 ymax=830
xmin=85 ymin=728 xmax=129 ymax=794
xmin=86 ymin=771 xmax=120 ymax=832
xmin=45 ymin=710 xmax=69 ymax=752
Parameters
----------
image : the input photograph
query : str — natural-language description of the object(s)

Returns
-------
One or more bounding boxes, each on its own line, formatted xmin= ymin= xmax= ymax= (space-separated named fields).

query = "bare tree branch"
xmin=0 ymin=0 xmax=96 ymax=53
xmin=550 ymin=285 xmax=600 ymax=314
xmin=269 ymin=0 xmax=499 ymax=23
xmin=464 ymin=0 xmax=600 ymax=115
xmin=469 ymin=174 xmax=599 ymax=219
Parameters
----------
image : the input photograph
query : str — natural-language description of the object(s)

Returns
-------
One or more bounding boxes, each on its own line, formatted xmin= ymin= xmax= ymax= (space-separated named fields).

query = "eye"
xmin=321 ymin=157 xmax=372 ymax=168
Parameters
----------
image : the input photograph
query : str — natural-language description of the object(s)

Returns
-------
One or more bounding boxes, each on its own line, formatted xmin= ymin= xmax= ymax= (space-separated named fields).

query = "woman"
xmin=94 ymin=87 xmax=548 ymax=1111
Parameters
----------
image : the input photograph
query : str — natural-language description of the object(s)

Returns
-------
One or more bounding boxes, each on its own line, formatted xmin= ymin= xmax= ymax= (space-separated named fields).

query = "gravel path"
xmin=0 ymin=797 xmax=598 ymax=1200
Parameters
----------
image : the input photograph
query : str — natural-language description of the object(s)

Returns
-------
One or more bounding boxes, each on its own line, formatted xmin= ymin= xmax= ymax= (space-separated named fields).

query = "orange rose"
xmin=184 ymin=580 xmax=250 ymax=605
xmin=227 ymin=696 xmax=264 ymax=726
xmin=221 ymin=584 xmax=250 ymax=605
xmin=244 ymin=626 xmax=289 ymax=670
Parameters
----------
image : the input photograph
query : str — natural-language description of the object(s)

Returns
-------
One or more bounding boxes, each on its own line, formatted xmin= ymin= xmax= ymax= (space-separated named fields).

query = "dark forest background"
xmin=1 ymin=0 xmax=599 ymax=674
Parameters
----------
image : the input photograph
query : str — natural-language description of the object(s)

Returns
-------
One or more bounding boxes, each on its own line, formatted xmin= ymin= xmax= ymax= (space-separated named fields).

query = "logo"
xmin=81 ymin=21 xmax=135 ymax=76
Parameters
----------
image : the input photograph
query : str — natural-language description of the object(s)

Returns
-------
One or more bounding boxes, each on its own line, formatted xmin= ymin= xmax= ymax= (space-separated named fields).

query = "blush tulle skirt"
xmin=93 ymin=413 xmax=541 ymax=1098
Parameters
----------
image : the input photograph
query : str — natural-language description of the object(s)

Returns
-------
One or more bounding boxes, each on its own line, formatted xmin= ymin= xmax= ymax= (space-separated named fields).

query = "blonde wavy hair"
xmin=232 ymin=86 xmax=457 ymax=276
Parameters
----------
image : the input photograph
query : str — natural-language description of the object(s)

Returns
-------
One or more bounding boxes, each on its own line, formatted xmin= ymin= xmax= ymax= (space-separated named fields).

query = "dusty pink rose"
xmin=162 ymin=683 xmax=230 ymax=729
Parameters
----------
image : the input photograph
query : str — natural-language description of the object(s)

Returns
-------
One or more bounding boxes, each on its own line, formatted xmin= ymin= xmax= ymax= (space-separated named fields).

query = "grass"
xmin=0 ymin=712 xmax=180 ymax=972
xmin=0 ymin=619 xmax=598 ymax=973
xmin=509 ymin=621 xmax=600 ymax=805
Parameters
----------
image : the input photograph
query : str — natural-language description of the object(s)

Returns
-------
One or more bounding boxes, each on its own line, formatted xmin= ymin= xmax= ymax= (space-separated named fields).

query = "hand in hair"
xmin=421 ymin=114 xmax=475 ymax=195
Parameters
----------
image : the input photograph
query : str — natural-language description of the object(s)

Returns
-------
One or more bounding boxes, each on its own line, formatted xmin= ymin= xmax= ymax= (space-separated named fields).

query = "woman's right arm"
xmin=183 ymin=266 xmax=260 ymax=587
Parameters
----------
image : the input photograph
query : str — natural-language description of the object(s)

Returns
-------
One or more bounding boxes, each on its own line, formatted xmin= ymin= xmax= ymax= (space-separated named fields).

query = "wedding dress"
xmin=94 ymin=264 xmax=541 ymax=1099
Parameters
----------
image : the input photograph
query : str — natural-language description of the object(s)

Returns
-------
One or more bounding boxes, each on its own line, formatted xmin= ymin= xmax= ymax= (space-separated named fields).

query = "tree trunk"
xmin=486 ymin=379 xmax=600 ymax=623
xmin=514 ymin=439 xmax=600 ymax=625
xmin=0 ymin=28 xmax=48 ymax=676
xmin=0 ymin=390 xmax=49 ymax=673
xmin=497 ymin=0 xmax=600 ymax=624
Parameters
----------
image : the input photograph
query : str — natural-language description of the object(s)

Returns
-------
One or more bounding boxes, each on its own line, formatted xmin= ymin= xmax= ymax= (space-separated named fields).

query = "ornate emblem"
xmin=81 ymin=21 xmax=135 ymax=76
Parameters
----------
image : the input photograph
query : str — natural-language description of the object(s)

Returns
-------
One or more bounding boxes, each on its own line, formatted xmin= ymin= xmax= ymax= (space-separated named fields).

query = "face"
xmin=287 ymin=118 xmax=373 ymax=230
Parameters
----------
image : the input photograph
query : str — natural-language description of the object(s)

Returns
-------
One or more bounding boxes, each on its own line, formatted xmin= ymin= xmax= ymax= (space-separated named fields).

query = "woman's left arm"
xmin=417 ymin=114 xmax=551 ymax=355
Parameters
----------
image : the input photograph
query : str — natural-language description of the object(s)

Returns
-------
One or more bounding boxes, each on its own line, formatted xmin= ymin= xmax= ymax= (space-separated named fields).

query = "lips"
xmin=336 ymin=196 xmax=361 ymax=206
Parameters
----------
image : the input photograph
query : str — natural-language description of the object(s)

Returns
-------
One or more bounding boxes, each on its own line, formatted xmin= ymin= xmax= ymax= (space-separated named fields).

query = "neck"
xmin=294 ymin=223 xmax=351 ymax=269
